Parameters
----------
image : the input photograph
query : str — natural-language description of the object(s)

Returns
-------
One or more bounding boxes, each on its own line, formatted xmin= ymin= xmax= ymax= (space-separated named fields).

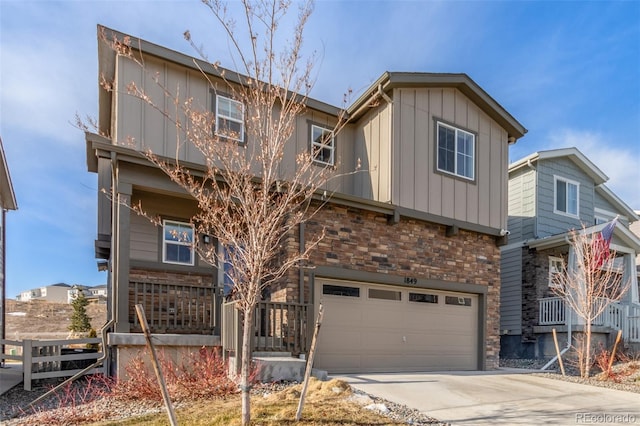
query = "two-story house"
xmin=500 ymin=147 xmax=640 ymax=359
xmin=86 ymin=26 xmax=526 ymax=376
xmin=0 ymin=137 xmax=18 ymax=365
xmin=16 ymin=283 xmax=72 ymax=304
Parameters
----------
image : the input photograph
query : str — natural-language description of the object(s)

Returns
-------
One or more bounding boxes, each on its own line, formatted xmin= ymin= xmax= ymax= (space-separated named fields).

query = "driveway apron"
xmin=335 ymin=370 xmax=640 ymax=425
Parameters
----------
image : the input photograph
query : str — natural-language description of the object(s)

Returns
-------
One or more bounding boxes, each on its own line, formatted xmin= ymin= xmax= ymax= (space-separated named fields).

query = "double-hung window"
xmin=215 ymin=95 xmax=245 ymax=142
xmin=162 ymin=220 xmax=194 ymax=265
xmin=548 ymin=256 xmax=564 ymax=288
xmin=310 ymin=124 xmax=335 ymax=166
xmin=554 ymin=176 xmax=579 ymax=217
xmin=436 ymin=121 xmax=475 ymax=180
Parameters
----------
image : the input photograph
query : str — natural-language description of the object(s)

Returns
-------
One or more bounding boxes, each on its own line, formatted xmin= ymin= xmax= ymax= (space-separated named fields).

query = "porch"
xmin=538 ymin=297 xmax=640 ymax=343
xmin=221 ymin=300 xmax=313 ymax=357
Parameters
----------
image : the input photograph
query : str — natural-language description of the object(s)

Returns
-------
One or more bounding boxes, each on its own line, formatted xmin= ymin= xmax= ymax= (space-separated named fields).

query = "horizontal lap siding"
xmin=129 ymin=191 xmax=198 ymax=263
xmin=536 ymin=158 xmax=594 ymax=237
xmin=508 ymin=167 xmax=537 ymax=241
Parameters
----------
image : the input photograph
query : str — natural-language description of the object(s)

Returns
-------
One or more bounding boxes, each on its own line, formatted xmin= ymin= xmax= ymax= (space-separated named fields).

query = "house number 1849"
xmin=404 ymin=277 xmax=417 ymax=285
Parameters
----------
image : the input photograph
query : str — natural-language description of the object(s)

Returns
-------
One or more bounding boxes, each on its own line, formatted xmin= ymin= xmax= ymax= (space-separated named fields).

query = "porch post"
xmin=114 ymin=182 xmax=132 ymax=333
xmin=566 ymin=245 xmax=581 ymax=329
xmin=622 ymin=253 xmax=639 ymax=304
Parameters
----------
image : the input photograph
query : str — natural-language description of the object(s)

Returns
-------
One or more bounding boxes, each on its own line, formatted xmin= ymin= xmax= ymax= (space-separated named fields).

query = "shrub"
xmin=112 ymin=346 xmax=242 ymax=402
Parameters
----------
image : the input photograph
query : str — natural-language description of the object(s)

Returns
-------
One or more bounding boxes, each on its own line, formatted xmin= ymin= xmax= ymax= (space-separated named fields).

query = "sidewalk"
xmin=0 ymin=363 xmax=23 ymax=395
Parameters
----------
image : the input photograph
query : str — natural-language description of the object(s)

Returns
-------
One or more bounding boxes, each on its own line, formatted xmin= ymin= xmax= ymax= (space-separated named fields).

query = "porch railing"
xmin=222 ymin=301 xmax=312 ymax=357
xmin=539 ymin=297 xmax=566 ymax=325
xmin=628 ymin=303 xmax=640 ymax=343
xmin=129 ymin=281 xmax=218 ymax=334
xmin=538 ymin=297 xmax=640 ymax=342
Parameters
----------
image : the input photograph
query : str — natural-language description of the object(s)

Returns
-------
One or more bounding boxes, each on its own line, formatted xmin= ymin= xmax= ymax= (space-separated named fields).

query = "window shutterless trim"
xmin=211 ymin=91 xmax=246 ymax=144
xmin=162 ymin=219 xmax=195 ymax=266
xmin=553 ymin=175 xmax=580 ymax=217
xmin=434 ymin=118 xmax=476 ymax=182
xmin=309 ymin=123 xmax=335 ymax=166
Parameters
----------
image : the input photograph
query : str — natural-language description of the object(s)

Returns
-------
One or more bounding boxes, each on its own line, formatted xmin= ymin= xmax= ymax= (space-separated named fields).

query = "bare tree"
xmin=552 ymin=223 xmax=629 ymax=378
xmin=100 ymin=1 xmax=350 ymax=424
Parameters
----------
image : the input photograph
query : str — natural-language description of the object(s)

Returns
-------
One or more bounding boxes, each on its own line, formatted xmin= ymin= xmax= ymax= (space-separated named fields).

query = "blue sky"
xmin=1 ymin=0 xmax=639 ymax=298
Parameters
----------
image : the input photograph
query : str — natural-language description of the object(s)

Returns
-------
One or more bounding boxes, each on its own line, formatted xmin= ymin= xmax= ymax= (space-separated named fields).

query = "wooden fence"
xmin=1 ymin=338 xmax=105 ymax=391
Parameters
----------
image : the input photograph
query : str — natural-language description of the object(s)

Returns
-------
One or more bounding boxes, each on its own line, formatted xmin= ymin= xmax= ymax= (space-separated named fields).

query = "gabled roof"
xmin=97 ymin=25 xmax=342 ymax=136
xmin=348 ymin=72 xmax=527 ymax=140
xmin=510 ymin=147 xmax=608 ymax=184
xmin=509 ymin=147 xmax=637 ymax=221
xmin=596 ymin=185 xmax=639 ymax=222
xmin=97 ymin=26 xmax=526 ymax=142
xmin=0 ymin=137 xmax=17 ymax=211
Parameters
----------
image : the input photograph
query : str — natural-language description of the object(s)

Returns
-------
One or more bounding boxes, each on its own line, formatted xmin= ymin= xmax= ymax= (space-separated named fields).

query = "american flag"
xmin=591 ymin=216 xmax=618 ymax=270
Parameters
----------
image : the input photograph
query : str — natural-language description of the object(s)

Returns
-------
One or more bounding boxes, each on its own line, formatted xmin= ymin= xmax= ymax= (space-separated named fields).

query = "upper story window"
xmin=163 ymin=220 xmax=194 ymax=266
xmin=310 ymin=124 xmax=335 ymax=166
xmin=215 ymin=95 xmax=245 ymax=142
xmin=436 ymin=121 xmax=475 ymax=180
xmin=554 ymin=176 xmax=579 ymax=217
xmin=548 ymin=256 xmax=564 ymax=288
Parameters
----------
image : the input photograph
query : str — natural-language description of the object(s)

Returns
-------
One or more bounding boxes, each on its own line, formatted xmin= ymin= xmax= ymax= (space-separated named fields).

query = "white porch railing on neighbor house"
xmin=627 ymin=303 xmax=640 ymax=343
xmin=538 ymin=297 xmax=640 ymax=343
xmin=538 ymin=297 xmax=566 ymax=325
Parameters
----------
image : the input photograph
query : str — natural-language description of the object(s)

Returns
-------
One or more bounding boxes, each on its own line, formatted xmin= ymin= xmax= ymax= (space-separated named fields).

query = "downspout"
xmin=27 ymin=318 xmax=115 ymax=408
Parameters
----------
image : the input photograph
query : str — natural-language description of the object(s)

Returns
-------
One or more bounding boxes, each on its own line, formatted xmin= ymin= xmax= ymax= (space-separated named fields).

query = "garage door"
xmin=314 ymin=279 xmax=479 ymax=373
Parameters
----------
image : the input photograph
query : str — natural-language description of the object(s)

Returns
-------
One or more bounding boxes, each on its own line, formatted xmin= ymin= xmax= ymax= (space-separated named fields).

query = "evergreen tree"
xmin=68 ymin=291 xmax=92 ymax=333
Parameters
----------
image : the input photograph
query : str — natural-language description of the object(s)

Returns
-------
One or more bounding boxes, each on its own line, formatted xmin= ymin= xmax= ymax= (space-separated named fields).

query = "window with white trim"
xmin=548 ymin=256 xmax=564 ymax=288
xmin=162 ymin=220 xmax=194 ymax=265
xmin=436 ymin=121 xmax=475 ymax=180
xmin=215 ymin=95 xmax=245 ymax=142
xmin=554 ymin=176 xmax=579 ymax=216
xmin=310 ymin=124 xmax=335 ymax=166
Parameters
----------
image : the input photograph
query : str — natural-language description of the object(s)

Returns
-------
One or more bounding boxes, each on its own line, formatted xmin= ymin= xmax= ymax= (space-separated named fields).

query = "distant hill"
xmin=5 ymin=299 xmax=107 ymax=341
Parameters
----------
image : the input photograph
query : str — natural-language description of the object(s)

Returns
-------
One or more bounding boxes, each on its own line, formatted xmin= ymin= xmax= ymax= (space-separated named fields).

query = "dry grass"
xmin=5 ymin=299 xmax=107 ymax=340
xmin=91 ymin=379 xmax=404 ymax=425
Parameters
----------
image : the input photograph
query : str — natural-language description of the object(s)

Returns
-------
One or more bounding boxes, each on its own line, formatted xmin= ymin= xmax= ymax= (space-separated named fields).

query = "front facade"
xmin=87 ymin=26 xmax=526 ymax=375
xmin=501 ymin=148 xmax=640 ymax=358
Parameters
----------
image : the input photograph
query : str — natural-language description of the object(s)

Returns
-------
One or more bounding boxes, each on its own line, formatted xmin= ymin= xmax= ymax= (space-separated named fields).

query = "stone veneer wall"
xmin=271 ymin=203 xmax=502 ymax=369
xmin=521 ymin=247 xmax=568 ymax=342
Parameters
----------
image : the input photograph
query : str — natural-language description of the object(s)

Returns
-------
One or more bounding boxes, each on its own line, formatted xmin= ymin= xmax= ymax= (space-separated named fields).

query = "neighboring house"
xmin=86 ymin=26 xmax=526 ymax=376
xmin=0 ymin=137 xmax=18 ymax=364
xmin=67 ymin=284 xmax=108 ymax=303
xmin=500 ymin=148 xmax=640 ymax=358
xmin=16 ymin=283 xmax=71 ymax=303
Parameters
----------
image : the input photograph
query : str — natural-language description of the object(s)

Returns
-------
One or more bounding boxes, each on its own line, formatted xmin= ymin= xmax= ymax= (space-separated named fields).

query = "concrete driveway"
xmin=335 ymin=369 xmax=640 ymax=425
